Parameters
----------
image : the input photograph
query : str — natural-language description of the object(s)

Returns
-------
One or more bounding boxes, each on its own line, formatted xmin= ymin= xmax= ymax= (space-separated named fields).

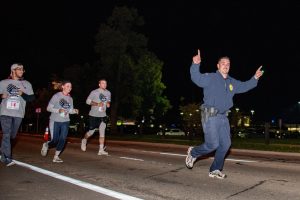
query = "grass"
xmin=105 ymin=134 xmax=300 ymax=153
xmin=22 ymin=131 xmax=300 ymax=153
xmin=231 ymin=138 xmax=300 ymax=152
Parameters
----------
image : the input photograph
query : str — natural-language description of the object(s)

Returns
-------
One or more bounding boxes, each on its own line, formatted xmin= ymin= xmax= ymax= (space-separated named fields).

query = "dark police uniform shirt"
xmin=190 ymin=63 xmax=258 ymax=114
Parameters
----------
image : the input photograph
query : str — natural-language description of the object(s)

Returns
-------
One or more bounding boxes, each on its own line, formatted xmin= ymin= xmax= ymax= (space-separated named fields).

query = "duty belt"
xmin=200 ymin=105 xmax=218 ymax=116
xmin=200 ymin=105 xmax=229 ymax=124
xmin=200 ymin=105 xmax=228 ymax=115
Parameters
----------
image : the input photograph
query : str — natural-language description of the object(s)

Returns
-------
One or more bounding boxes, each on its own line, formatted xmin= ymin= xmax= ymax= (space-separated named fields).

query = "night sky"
xmin=1 ymin=1 xmax=300 ymax=122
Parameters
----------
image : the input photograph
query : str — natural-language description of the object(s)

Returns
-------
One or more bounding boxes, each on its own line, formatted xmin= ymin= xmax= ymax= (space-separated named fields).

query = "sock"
xmin=100 ymin=144 xmax=104 ymax=150
xmin=55 ymin=151 xmax=61 ymax=157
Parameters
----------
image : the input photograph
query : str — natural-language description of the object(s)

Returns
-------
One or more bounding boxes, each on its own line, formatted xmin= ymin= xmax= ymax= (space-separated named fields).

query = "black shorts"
xmin=88 ymin=116 xmax=108 ymax=130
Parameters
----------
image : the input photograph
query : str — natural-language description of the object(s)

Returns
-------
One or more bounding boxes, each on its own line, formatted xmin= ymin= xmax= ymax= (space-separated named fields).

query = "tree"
xmin=134 ymin=52 xmax=171 ymax=123
xmin=95 ymin=6 xmax=170 ymax=133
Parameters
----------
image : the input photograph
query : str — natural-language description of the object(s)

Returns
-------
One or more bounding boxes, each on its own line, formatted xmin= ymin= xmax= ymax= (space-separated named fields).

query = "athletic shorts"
xmin=88 ymin=116 xmax=108 ymax=130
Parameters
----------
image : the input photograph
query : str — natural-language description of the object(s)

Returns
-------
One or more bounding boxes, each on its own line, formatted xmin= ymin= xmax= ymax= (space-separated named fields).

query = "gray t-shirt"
xmin=86 ymin=88 xmax=111 ymax=117
xmin=0 ymin=79 xmax=34 ymax=118
xmin=47 ymin=92 xmax=77 ymax=122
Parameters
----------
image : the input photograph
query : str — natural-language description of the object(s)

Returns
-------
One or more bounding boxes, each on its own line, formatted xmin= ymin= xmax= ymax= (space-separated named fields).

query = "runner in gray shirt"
xmin=0 ymin=63 xmax=34 ymax=166
xmin=41 ymin=80 xmax=79 ymax=163
xmin=81 ymin=79 xmax=111 ymax=155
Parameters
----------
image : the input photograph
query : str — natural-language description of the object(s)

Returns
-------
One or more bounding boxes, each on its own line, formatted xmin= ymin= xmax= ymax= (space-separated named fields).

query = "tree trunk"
xmin=110 ymin=60 xmax=122 ymax=134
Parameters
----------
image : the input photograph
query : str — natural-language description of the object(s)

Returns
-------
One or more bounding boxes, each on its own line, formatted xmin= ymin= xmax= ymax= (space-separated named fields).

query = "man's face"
xmin=99 ymin=80 xmax=107 ymax=89
xmin=13 ymin=67 xmax=24 ymax=78
xmin=217 ymin=58 xmax=230 ymax=75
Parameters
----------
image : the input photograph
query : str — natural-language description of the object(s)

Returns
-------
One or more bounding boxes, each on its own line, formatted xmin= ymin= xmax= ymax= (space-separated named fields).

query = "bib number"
xmin=99 ymin=102 xmax=106 ymax=112
xmin=6 ymin=98 xmax=20 ymax=110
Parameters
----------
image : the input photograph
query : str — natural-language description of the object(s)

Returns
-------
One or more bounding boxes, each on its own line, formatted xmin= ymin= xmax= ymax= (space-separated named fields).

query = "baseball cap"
xmin=11 ymin=63 xmax=24 ymax=71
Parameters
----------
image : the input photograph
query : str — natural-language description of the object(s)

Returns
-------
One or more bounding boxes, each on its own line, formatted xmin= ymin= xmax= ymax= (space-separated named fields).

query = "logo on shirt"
xmin=59 ymin=98 xmax=71 ymax=110
xmin=7 ymin=84 xmax=19 ymax=96
xmin=99 ymin=93 xmax=108 ymax=102
xmin=229 ymin=84 xmax=233 ymax=91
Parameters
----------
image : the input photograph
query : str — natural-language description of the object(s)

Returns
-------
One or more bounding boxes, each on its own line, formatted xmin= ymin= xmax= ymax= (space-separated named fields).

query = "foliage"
xmin=94 ymin=6 xmax=171 ymax=132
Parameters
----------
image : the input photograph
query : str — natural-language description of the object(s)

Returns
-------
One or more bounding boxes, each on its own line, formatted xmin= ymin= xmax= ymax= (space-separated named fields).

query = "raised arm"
xmin=234 ymin=66 xmax=264 ymax=94
xmin=190 ymin=49 xmax=211 ymax=88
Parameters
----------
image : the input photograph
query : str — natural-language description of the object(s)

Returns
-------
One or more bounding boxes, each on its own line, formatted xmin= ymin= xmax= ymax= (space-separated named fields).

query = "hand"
xmin=192 ymin=49 xmax=201 ymax=64
xmin=254 ymin=65 xmax=264 ymax=79
xmin=74 ymin=109 xmax=79 ymax=114
xmin=1 ymin=93 xmax=8 ymax=99
xmin=18 ymin=90 xmax=23 ymax=96
xmin=91 ymin=101 xmax=98 ymax=106
xmin=106 ymin=102 xmax=110 ymax=108
xmin=59 ymin=109 xmax=65 ymax=113
xmin=98 ymin=102 xmax=104 ymax=107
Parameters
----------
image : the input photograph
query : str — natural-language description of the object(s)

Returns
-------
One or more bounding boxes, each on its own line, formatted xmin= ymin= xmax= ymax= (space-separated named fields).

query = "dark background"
xmin=1 ymin=1 xmax=299 ymax=122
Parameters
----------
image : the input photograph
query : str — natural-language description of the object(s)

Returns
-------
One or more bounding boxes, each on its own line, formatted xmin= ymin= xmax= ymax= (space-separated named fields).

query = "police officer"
xmin=185 ymin=49 xmax=263 ymax=179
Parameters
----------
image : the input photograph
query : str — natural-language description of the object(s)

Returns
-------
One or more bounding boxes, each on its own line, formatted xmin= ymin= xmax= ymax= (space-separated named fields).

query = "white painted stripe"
xmin=159 ymin=152 xmax=186 ymax=157
xmin=120 ymin=157 xmax=144 ymax=162
xmin=224 ymin=158 xmax=257 ymax=163
xmin=11 ymin=159 xmax=143 ymax=200
xmin=141 ymin=150 xmax=157 ymax=154
xmin=141 ymin=150 xmax=257 ymax=163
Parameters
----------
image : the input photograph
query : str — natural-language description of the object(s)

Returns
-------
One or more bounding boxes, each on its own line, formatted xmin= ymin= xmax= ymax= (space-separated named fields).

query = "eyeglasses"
xmin=15 ymin=68 xmax=25 ymax=72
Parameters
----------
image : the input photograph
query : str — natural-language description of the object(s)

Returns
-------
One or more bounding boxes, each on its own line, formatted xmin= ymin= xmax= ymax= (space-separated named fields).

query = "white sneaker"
xmin=185 ymin=147 xmax=196 ymax=169
xmin=81 ymin=139 xmax=87 ymax=151
xmin=41 ymin=142 xmax=49 ymax=157
xmin=98 ymin=149 xmax=108 ymax=156
xmin=209 ymin=170 xmax=226 ymax=179
xmin=53 ymin=156 xmax=63 ymax=163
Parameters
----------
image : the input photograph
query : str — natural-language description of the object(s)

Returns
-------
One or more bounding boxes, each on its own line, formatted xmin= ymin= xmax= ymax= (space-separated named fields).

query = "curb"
xmin=12 ymin=133 xmax=300 ymax=160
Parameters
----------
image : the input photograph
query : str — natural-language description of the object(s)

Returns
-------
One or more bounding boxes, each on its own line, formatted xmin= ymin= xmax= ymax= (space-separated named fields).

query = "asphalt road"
xmin=1 ymin=134 xmax=300 ymax=200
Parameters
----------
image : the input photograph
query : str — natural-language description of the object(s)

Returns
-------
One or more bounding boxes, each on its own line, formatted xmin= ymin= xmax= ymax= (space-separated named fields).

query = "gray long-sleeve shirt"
xmin=0 ymin=79 xmax=34 ymax=118
xmin=47 ymin=92 xmax=77 ymax=122
xmin=86 ymin=88 xmax=111 ymax=117
xmin=190 ymin=63 xmax=258 ymax=113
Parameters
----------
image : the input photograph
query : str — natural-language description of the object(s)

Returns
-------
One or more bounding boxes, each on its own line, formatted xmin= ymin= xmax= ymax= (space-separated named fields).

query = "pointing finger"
xmin=198 ymin=49 xmax=200 ymax=57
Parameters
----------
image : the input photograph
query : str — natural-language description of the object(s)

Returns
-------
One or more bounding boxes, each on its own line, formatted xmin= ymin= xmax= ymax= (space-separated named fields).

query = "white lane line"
xmin=223 ymin=158 xmax=257 ymax=163
xmin=159 ymin=152 xmax=186 ymax=157
xmin=11 ymin=159 xmax=143 ymax=200
xmin=141 ymin=150 xmax=257 ymax=163
xmin=120 ymin=157 xmax=144 ymax=162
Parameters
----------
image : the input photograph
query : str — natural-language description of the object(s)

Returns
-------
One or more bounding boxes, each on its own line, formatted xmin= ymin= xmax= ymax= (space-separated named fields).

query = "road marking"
xmin=223 ymin=158 xmax=257 ymax=163
xmin=10 ymin=158 xmax=143 ymax=200
xmin=160 ymin=152 xmax=186 ymax=157
xmin=142 ymin=150 xmax=257 ymax=163
xmin=120 ymin=157 xmax=144 ymax=162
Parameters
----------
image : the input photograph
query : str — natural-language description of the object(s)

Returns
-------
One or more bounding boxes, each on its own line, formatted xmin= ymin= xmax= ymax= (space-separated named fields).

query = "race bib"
xmin=99 ymin=102 xmax=106 ymax=112
xmin=6 ymin=98 xmax=20 ymax=110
